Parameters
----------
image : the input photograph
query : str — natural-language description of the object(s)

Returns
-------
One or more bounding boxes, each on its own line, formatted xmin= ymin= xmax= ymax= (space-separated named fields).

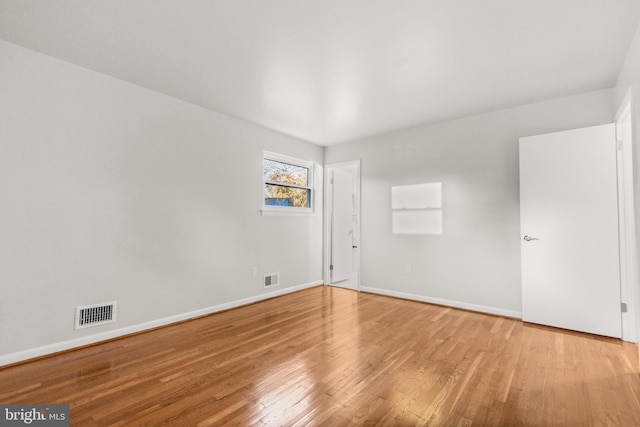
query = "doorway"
xmin=616 ymin=92 xmax=639 ymax=343
xmin=325 ymin=161 xmax=361 ymax=290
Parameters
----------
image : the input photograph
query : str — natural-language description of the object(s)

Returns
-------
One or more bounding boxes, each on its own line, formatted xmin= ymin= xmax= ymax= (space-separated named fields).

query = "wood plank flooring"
xmin=1 ymin=286 xmax=639 ymax=426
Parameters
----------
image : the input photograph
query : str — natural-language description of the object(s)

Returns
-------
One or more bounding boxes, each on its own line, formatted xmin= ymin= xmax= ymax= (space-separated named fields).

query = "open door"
xmin=519 ymin=124 xmax=621 ymax=338
xmin=331 ymin=169 xmax=353 ymax=284
xmin=326 ymin=161 xmax=360 ymax=290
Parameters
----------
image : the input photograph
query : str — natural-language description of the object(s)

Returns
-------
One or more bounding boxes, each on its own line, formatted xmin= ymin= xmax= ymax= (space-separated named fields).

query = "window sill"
xmin=260 ymin=207 xmax=315 ymax=216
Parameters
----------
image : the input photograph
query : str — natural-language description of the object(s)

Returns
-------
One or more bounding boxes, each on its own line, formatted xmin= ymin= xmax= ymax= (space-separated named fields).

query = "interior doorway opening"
xmin=616 ymin=91 xmax=639 ymax=344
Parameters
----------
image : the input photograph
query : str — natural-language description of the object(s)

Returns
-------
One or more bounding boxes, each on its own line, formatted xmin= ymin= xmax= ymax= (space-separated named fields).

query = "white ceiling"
xmin=1 ymin=1 xmax=639 ymax=146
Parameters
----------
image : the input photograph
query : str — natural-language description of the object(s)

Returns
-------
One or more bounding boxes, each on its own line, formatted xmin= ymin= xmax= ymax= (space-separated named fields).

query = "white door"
xmin=331 ymin=169 xmax=354 ymax=285
xmin=519 ymin=124 xmax=621 ymax=338
xmin=616 ymin=100 xmax=638 ymax=343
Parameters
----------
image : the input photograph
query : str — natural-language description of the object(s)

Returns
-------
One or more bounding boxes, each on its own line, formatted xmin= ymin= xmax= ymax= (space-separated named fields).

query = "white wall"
xmin=325 ymin=89 xmax=614 ymax=316
xmin=615 ymin=23 xmax=640 ymax=107
xmin=0 ymin=40 xmax=324 ymax=364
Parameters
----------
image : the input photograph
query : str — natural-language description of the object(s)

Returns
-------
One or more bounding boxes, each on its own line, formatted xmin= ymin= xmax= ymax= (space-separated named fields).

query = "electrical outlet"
xmin=251 ymin=267 xmax=258 ymax=277
xmin=405 ymin=264 xmax=413 ymax=274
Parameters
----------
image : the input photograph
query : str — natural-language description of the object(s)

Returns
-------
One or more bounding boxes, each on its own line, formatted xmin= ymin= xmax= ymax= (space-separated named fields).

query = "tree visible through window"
xmin=263 ymin=153 xmax=313 ymax=209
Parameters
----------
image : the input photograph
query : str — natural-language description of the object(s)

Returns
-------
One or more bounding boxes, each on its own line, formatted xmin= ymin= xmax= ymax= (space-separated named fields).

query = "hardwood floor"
xmin=1 ymin=286 xmax=639 ymax=426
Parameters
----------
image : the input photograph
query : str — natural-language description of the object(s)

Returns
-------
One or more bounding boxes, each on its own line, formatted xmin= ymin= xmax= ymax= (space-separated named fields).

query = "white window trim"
xmin=261 ymin=151 xmax=315 ymax=215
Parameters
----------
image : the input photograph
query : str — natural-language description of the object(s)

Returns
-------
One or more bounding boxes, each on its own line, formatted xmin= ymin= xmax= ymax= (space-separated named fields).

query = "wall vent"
xmin=75 ymin=302 xmax=117 ymax=330
xmin=264 ymin=272 xmax=280 ymax=288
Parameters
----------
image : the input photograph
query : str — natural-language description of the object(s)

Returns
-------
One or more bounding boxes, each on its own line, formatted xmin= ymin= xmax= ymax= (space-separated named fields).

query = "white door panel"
xmin=520 ymin=124 xmax=621 ymax=338
xmin=331 ymin=169 xmax=353 ymax=284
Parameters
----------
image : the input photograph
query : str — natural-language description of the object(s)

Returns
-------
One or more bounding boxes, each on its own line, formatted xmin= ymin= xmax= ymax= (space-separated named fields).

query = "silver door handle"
xmin=523 ymin=235 xmax=540 ymax=241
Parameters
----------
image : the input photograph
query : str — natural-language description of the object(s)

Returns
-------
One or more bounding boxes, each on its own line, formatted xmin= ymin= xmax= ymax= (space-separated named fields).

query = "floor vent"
xmin=75 ymin=302 xmax=117 ymax=329
xmin=264 ymin=272 xmax=279 ymax=288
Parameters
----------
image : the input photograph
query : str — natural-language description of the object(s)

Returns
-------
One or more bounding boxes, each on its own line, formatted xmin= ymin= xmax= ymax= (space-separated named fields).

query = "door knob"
xmin=523 ymin=235 xmax=540 ymax=241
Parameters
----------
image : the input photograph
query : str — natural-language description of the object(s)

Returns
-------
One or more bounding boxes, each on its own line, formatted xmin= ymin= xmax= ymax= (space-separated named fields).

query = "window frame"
xmin=262 ymin=151 xmax=315 ymax=215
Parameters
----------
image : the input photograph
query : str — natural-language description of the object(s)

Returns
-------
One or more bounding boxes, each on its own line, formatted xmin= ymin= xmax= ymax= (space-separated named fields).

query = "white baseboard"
xmin=360 ymin=286 xmax=522 ymax=319
xmin=0 ymin=280 xmax=322 ymax=367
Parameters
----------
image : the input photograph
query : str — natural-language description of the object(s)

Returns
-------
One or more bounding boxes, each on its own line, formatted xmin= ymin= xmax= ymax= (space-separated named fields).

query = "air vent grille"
xmin=264 ymin=273 xmax=279 ymax=288
xmin=75 ymin=302 xmax=117 ymax=329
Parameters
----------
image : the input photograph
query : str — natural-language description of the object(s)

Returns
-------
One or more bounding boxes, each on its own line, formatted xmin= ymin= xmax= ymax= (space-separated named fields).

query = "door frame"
xmin=324 ymin=160 xmax=361 ymax=290
xmin=616 ymin=89 xmax=639 ymax=343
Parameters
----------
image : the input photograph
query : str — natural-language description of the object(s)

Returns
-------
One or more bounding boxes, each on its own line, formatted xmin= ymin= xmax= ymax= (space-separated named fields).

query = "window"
xmin=263 ymin=151 xmax=313 ymax=212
